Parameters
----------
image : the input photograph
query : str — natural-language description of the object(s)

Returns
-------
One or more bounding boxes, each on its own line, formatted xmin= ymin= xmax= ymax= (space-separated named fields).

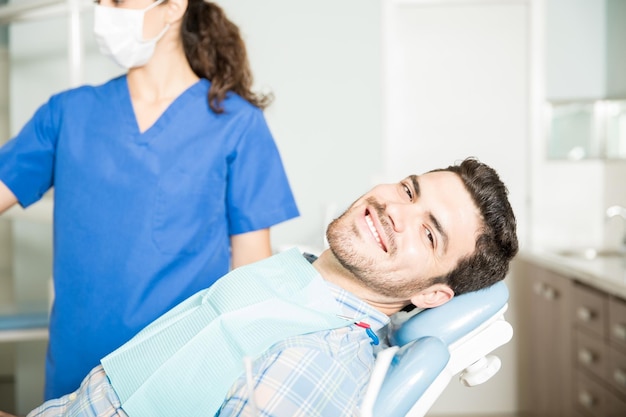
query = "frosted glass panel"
xmin=546 ymin=102 xmax=598 ymax=160
xmin=605 ymin=99 xmax=626 ymax=159
xmin=546 ymin=100 xmax=626 ymax=160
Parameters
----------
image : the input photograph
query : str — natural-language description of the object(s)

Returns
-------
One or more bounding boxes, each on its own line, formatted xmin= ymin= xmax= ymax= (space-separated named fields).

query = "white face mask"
xmin=93 ymin=0 xmax=170 ymax=69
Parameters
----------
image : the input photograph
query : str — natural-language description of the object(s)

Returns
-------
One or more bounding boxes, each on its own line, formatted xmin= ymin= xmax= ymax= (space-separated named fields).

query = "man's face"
xmin=326 ymin=171 xmax=481 ymax=298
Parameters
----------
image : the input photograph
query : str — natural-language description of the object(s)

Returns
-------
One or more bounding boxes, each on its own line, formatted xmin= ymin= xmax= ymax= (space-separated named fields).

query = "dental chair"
xmin=360 ymin=280 xmax=512 ymax=417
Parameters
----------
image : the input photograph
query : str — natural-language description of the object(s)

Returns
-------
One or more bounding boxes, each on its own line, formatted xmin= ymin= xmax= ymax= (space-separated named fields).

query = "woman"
xmin=0 ymin=0 xmax=299 ymax=399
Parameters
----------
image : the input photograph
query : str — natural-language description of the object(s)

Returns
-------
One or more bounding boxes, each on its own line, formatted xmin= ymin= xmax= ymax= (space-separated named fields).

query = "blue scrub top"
xmin=0 ymin=76 xmax=299 ymax=399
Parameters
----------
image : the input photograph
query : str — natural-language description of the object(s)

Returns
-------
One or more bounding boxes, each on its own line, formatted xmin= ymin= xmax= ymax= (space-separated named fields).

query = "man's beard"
xmin=325 ymin=197 xmax=426 ymax=298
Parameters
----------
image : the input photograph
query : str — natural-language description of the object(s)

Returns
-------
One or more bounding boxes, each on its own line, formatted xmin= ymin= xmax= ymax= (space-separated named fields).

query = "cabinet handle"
xmin=543 ymin=286 xmax=556 ymax=300
xmin=532 ymin=282 xmax=557 ymax=300
xmin=613 ymin=323 xmax=626 ymax=341
xmin=578 ymin=348 xmax=595 ymax=365
xmin=577 ymin=307 xmax=593 ymax=322
xmin=578 ymin=391 xmax=596 ymax=408
xmin=614 ymin=368 xmax=626 ymax=387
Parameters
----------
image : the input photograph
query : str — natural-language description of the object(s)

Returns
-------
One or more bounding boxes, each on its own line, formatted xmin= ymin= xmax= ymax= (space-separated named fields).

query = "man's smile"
xmin=365 ymin=209 xmax=387 ymax=252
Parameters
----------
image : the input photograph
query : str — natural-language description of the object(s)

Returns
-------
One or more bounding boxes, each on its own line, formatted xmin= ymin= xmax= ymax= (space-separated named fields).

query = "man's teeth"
xmin=365 ymin=214 xmax=384 ymax=249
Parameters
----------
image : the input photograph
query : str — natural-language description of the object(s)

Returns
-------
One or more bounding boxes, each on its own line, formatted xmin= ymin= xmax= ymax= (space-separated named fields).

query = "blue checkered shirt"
xmin=217 ymin=282 xmax=389 ymax=416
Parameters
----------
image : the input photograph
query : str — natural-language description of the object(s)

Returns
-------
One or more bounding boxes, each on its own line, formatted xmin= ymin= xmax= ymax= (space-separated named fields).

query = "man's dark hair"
xmin=427 ymin=157 xmax=518 ymax=295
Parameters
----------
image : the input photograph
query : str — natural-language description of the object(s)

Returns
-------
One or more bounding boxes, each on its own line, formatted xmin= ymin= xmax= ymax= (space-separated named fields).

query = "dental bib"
xmin=101 ymin=248 xmax=349 ymax=417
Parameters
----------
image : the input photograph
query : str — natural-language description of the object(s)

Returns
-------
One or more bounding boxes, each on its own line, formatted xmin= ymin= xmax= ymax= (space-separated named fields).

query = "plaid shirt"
xmin=27 ymin=283 xmax=388 ymax=417
xmin=217 ymin=282 xmax=389 ymax=417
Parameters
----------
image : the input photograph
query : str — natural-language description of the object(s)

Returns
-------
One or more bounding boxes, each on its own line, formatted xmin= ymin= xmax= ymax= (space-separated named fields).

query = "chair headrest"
xmin=391 ymin=280 xmax=509 ymax=347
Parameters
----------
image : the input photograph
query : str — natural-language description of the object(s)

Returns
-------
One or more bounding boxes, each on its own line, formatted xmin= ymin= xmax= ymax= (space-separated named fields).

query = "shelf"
xmin=0 ymin=311 xmax=49 ymax=343
xmin=0 ymin=0 xmax=90 ymax=25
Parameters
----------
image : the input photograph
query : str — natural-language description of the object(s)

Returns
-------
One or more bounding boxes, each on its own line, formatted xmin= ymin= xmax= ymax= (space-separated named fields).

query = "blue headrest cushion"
xmin=391 ymin=281 xmax=509 ymax=347
xmin=372 ymin=336 xmax=449 ymax=417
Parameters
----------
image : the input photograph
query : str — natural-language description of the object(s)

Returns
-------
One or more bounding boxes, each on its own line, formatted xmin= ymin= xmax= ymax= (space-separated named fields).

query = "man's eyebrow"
xmin=412 ymin=175 xmax=449 ymax=253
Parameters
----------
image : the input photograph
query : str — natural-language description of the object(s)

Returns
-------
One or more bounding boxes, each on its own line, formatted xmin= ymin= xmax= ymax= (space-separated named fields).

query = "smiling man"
xmin=322 ymin=168 xmax=483 ymax=315
xmin=17 ymin=157 xmax=518 ymax=417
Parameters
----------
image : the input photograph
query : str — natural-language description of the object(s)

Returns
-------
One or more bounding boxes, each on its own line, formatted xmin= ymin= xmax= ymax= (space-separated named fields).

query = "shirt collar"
xmin=302 ymin=252 xmax=389 ymax=331
xmin=325 ymin=281 xmax=390 ymax=332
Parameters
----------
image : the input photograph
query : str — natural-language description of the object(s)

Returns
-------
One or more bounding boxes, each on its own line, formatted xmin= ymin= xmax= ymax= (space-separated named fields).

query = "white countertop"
xmin=519 ymin=247 xmax=626 ymax=299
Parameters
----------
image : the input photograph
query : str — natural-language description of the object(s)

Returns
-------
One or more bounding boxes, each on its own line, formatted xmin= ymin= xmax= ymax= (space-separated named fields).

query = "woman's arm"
xmin=230 ymin=228 xmax=272 ymax=269
xmin=0 ymin=181 xmax=18 ymax=215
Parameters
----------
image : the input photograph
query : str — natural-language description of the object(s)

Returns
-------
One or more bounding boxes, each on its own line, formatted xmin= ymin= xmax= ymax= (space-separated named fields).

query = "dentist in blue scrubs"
xmin=0 ymin=0 xmax=299 ymax=400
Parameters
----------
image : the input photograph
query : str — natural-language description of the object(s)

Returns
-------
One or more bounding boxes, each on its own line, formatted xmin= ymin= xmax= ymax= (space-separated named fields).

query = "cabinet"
xmin=518 ymin=257 xmax=626 ymax=416
xmin=572 ymin=283 xmax=626 ymax=416
xmin=522 ymin=259 xmax=574 ymax=416
xmin=545 ymin=0 xmax=626 ymax=100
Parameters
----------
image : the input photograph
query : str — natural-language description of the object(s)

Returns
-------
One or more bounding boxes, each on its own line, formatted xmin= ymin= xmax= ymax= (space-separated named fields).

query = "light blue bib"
xmin=101 ymin=248 xmax=349 ymax=417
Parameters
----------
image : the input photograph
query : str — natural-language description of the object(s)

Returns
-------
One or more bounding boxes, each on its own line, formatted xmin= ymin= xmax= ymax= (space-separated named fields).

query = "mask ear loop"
xmin=141 ymin=23 xmax=171 ymax=44
xmin=144 ymin=0 xmax=168 ymax=12
xmin=140 ymin=0 xmax=171 ymax=43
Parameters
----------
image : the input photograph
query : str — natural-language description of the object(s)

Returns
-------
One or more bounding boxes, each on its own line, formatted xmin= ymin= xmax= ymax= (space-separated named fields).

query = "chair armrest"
xmin=372 ymin=336 xmax=450 ymax=417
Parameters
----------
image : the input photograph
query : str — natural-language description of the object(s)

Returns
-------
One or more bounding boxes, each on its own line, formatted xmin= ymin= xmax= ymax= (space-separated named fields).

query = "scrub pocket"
xmin=152 ymin=170 xmax=226 ymax=255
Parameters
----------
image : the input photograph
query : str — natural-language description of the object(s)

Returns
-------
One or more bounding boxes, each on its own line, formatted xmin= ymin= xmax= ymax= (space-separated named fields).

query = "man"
xmin=8 ymin=157 xmax=518 ymax=417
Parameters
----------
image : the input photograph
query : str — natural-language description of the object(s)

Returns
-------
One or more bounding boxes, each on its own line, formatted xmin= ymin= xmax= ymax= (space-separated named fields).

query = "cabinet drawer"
xmin=607 ymin=389 xmax=626 ymax=417
xmin=576 ymin=329 xmax=607 ymax=382
xmin=609 ymin=296 xmax=626 ymax=350
xmin=573 ymin=284 xmax=607 ymax=338
xmin=608 ymin=346 xmax=626 ymax=396
xmin=575 ymin=370 xmax=610 ymax=416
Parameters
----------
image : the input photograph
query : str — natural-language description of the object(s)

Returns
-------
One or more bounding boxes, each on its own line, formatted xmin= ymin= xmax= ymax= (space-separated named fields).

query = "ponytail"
xmin=181 ymin=0 xmax=272 ymax=113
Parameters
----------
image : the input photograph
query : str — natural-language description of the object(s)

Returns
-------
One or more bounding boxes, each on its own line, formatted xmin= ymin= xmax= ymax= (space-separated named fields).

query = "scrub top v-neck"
xmin=116 ymin=76 xmax=199 ymax=140
xmin=0 ymin=75 xmax=299 ymax=399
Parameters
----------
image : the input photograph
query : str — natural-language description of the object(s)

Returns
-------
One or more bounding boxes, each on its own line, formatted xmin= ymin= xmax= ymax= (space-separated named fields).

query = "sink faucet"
xmin=606 ymin=205 xmax=626 ymax=251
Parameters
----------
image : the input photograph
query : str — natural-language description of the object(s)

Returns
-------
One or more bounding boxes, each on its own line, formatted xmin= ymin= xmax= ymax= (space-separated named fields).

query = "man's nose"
xmin=385 ymin=201 xmax=422 ymax=233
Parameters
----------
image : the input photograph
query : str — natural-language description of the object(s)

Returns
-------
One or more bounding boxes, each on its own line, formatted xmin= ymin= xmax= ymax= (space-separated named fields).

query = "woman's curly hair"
xmin=181 ymin=0 xmax=272 ymax=113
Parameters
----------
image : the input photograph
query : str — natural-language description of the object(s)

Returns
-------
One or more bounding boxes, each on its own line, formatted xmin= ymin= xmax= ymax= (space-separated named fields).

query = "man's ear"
xmin=410 ymin=284 xmax=454 ymax=309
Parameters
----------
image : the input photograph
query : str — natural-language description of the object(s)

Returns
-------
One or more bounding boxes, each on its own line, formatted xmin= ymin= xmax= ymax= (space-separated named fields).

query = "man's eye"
xmin=403 ymin=184 xmax=413 ymax=200
xmin=425 ymin=228 xmax=434 ymax=246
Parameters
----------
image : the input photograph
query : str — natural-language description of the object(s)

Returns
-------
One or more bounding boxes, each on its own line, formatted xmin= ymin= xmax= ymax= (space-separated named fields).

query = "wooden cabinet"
xmin=522 ymin=259 xmax=574 ymax=416
xmin=572 ymin=285 xmax=626 ymax=417
xmin=518 ymin=257 xmax=626 ymax=416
